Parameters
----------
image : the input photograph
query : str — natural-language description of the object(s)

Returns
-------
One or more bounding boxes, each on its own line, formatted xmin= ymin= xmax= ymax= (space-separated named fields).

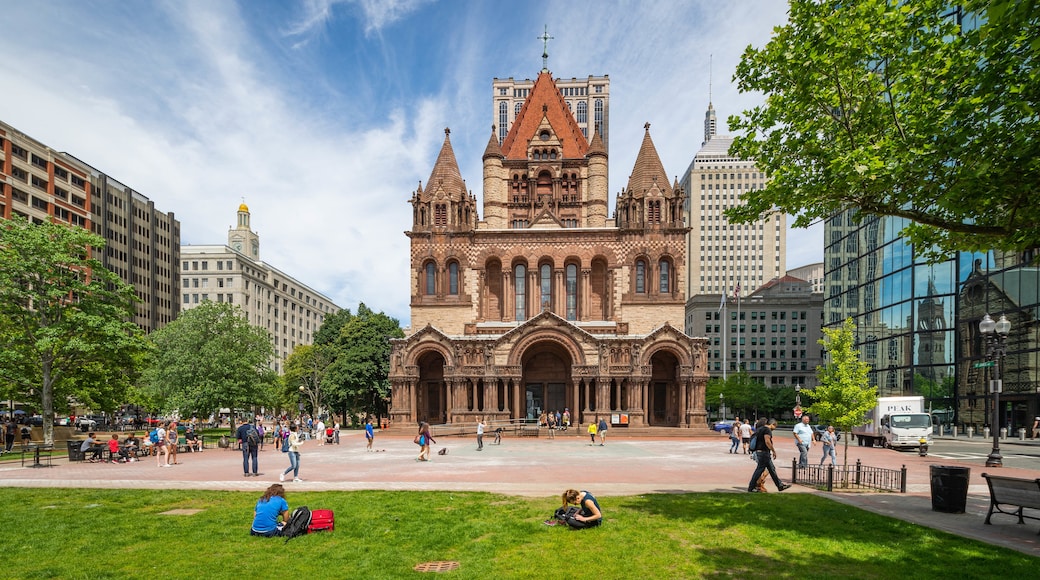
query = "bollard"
xmin=952 ymin=425 xmax=958 ymax=438
xmin=1000 ymin=427 xmax=1007 ymax=440
xmin=984 ymin=427 xmax=990 ymax=439
xmin=967 ymin=426 xmax=973 ymax=438
xmin=1020 ymin=428 xmax=1027 ymax=441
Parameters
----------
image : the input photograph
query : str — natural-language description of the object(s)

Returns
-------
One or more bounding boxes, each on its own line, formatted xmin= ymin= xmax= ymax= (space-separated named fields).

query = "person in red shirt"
xmin=108 ymin=434 xmax=129 ymax=463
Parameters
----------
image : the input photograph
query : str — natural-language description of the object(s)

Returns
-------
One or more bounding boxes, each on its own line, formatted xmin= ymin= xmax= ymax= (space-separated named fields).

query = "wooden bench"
xmin=981 ymin=472 xmax=1040 ymax=534
xmin=518 ymin=426 xmax=540 ymax=437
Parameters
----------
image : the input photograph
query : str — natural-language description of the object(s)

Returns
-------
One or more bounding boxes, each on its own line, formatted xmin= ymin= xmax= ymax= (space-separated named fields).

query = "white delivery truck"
xmin=852 ymin=396 xmax=933 ymax=449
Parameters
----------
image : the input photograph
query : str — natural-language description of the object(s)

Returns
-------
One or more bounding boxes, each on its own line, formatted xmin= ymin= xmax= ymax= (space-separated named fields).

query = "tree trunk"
xmin=42 ymin=355 xmax=55 ymax=446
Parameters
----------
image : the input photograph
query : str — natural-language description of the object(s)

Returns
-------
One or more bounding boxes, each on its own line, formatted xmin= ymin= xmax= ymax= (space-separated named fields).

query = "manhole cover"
xmin=413 ymin=561 xmax=461 ymax=573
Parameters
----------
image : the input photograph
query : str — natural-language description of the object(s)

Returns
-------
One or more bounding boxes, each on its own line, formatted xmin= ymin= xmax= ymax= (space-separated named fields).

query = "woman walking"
xmin=280 ymin=424 xmax=304 ymax=482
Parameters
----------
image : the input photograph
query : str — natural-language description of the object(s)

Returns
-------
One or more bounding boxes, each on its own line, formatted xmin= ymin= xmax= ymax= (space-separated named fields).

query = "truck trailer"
xmin=852 ymin=396 xmax=933 ymax=449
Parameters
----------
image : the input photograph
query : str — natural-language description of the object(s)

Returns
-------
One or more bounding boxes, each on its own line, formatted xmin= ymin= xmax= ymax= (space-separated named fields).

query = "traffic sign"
xmin=973 ymin=361 xmax=995 ymax=368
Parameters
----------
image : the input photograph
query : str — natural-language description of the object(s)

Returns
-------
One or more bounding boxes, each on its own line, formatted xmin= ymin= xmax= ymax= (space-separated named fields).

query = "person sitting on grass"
xmin=560 ymin=489 xmax=602 ymax=529
xmin=251 ymin=484 xmax=289 ymax=537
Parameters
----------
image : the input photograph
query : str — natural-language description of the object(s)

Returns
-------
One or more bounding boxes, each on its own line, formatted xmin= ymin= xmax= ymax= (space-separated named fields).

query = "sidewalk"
xmin=1 ymin=431 xmax=1038 ymax=556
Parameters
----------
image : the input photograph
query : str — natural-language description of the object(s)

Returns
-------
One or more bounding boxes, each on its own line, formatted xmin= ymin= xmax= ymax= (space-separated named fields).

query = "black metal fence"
xmin=792 ymin=459 xmax=907 ymax=493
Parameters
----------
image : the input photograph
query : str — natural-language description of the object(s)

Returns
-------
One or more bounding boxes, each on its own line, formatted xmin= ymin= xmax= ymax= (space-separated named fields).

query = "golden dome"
xmin=238 ymin=203 xmax=249 ymax=212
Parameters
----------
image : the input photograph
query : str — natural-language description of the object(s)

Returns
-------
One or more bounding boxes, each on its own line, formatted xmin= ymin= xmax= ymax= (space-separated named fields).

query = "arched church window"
xmin=565 ymin=264 xmax=578 ymax=321
xmin=515 ymin=264 xmax=527 ymax=321
xmin=425 ymin=262 xmax=437 ymax=295
xmin=635 ymin=260 xmax=647 ymax=294
xmin=448 ymin=262 xmax=459 ymax=295
xmin=540 ymin=263 xmax=552 ymax=310
xmin=550 ymin=150 xmax=557 ymax=160
xmin=659 ymin=259 xmax=670 ymax=294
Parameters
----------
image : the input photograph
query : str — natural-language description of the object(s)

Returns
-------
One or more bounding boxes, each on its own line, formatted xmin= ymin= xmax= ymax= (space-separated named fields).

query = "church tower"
xmin=229 ymin=202 xmax=260 ymax=260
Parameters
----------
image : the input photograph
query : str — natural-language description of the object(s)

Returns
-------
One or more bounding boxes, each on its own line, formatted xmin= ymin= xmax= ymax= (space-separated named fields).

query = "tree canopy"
xmin=0 ymin=216 xmax=146 ymax=444
xmin=807 ymin=318 xmax=876 ymax=466
xmin=728 ymin=0 xmax=1040 ymax=258
xmin=142 ymin=301 xmax=276 ymax=424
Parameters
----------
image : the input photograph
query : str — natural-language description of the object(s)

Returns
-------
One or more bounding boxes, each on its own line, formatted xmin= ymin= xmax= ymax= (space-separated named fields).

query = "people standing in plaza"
xmin=3 ymin=418 xmax=15 ymax=453
xmin=166 ymin=421 xmax=179 ymax=465
xmin=476 ymin=417 xmax=485 ymax=451
xmin=280 ymin=424 xmax=303 ymax=482
xmin=587 ymin=421 xmax=597 ymax=445
xmin=365 ymin=417 xmax=375 ymax=452
xmin=563 ymin=408 xmax=571 ymax=430
xmin=155 ymin=423 xmax=170 ymax=467
xmin=560 ymin=489 xmax=603 ymax=529
xmin=250 ymin=484 xmax=289 ymax=537
xmin=739 ymin=419 xmax=753 ymax=454
xmin=729 ymin=419 xmax=742 ymax=453
xmin=236 ymin=417 xmax=260 ymax=476
xmin=316 ymin=418 xmax=326 ymax=446
xmin=793 ymin=414 xmax=813 ymax=469
xmin=417 ymin=421 xmax=435 ymax=461
xmin=748 ymin=418 xmax=791 ymax=493
xmin=546 ymin=412 xmax=556 ymax=439
xmin=819 ymin=425 xmax=837 ymax=467
xmin=597 ymin=417 xmax=608 ymax=446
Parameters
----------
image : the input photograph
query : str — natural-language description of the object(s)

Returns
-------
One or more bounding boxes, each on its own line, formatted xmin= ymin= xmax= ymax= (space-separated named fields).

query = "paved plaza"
xmin=2 ymin=430 xmax=1039 ymax=556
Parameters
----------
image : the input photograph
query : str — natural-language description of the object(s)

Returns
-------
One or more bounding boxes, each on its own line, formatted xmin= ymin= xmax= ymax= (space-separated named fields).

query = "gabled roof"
xmin=424 ymin=128 xmax=466 ymax=199
xmin=500 ymin=72 xmax=589 ymax=160
xmin=625 ymin=123 xmax=672 ymax=197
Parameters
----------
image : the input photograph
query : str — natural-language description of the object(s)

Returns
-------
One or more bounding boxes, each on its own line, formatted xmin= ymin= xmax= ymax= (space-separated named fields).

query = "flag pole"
xmin=721 ymin=293 xmax=727 ymax=381
xmin=736 ymin=283 xmax=741 ymax=372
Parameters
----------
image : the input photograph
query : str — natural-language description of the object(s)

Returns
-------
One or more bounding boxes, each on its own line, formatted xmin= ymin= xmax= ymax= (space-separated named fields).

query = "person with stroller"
xmin=250 ymin=484 xmax=289 ymax=537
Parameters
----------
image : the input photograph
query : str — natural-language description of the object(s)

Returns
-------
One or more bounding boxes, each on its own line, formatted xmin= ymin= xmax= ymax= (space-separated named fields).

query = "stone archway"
xmin=647 ymin=350 xmax=680 ymax=426
xmin=519 ymin=340 xmax=573 ymax=421
xmin=416 ymin=350 xmax=447 ymax=424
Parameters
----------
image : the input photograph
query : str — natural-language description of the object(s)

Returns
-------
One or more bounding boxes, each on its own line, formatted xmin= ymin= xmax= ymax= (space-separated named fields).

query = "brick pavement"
xmin=2 ymin=430 xmax=1038 ymax=556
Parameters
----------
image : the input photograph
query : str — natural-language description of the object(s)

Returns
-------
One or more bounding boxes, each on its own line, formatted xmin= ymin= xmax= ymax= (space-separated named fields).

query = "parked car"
xmin=76 ymin=417 xmax=97 ymax=431
xmin=711 ymin=420 xmax=735 ymax=434
xmin=812 ymin=424 xmax=842 ymax=441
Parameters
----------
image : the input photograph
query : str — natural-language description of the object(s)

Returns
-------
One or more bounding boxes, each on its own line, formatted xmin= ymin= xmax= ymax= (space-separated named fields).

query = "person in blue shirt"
xmin=365 ymin=418 xmax=375 ymax=452
xmin=251 ymin=484 xmax=289 ymax=537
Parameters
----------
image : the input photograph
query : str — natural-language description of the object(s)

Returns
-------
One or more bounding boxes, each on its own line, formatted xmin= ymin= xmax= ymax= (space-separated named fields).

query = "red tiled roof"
xmin=500 ymin=72 xmax=589 ymax=160
xmin=425 ymin=128 xmax=466 ymax=197
xmin=624 ymin=123 xmax=671 ymax=196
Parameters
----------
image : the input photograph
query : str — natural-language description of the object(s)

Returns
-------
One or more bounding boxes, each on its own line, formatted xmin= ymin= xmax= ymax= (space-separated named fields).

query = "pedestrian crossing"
xmin=926 ymin=452 xmax=1032 ymax=460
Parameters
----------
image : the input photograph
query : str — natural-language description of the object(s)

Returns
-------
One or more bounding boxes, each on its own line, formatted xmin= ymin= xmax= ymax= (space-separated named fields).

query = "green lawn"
xmin=0 ymin=488 xmax=1034 ymax=579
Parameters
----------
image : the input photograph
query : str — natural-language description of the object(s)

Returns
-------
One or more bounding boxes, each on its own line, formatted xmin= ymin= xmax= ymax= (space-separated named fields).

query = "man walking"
xmin=597 ymin=417 xmax=609 ymax=446
xmin=748 ymin=418 xmax=791 ymax=493
xmin=476 ymin=417 xmax=485 ymax=451
xmin=236 ymin=418 xmax=260 ymax=477
xmin=793 ymin=414 xmax=814 ymax=468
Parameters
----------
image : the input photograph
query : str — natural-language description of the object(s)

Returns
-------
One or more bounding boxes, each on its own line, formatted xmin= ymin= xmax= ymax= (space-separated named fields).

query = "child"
xmin=108 ymin=434 xmax=128 ymax=463
xmin=587 ymin=421 xmax=597 ymax=445
xmin=365 ymin=418 xmax=374 ymax=452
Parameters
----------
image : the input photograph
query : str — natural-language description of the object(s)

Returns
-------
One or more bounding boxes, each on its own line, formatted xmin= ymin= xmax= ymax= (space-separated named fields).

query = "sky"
xmin=0 ymin=0 xmax=821 ymax=327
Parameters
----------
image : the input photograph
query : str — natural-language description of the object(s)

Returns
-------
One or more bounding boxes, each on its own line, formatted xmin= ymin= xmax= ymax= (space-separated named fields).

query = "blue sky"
xmin=0 ymin=0 xmax=819 ymax=326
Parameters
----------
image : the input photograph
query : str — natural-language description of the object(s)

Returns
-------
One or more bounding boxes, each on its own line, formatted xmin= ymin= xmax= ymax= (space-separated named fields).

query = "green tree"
xmin=322 ymin=303 xmax=403 ymax=424
xmin=142 ymin=301 xmax=276 ymax=431
xmin=807 ymin=318 xmax=876 ymax=467
xmin=0 ymin=216 xmax=146 ymax=444
xmin=728 ymin=0 xmax=1040 ymax=259
xmin=283 ymin=344 xmax=334 ymax=418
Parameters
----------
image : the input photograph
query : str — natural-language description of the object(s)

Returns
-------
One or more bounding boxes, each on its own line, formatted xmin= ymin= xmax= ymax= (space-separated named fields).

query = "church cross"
xmin=538 ymin=25 xmax=554 ymax=72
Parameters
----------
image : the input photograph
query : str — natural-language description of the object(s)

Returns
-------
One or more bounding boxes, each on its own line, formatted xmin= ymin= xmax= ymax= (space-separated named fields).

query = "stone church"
xmin=388 ymin=69 xmax=709 ymax=431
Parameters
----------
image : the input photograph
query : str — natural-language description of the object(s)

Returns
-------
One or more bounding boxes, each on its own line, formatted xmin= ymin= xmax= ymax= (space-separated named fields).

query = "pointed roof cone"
xmin=501 ymin=71 xmax=589 ymax=160
xmin=482 ymin=125 xmax=503 ymax=160
xmin=426 ymin=128 xmax=466 ymax=197
xmin=625 ymin=123 xmax=672 ymax=196
xmin=587 ymin=126 xmax=607 ymax=158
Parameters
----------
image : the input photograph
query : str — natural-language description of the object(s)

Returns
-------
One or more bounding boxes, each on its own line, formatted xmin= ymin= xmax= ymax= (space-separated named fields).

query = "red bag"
xmin=308 ymin=509 xmax=334 ymax=533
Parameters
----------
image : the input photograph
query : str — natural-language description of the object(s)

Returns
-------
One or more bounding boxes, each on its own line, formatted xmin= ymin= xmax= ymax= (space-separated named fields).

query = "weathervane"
xmin=538 ymin=25 xmax=554 ymax=72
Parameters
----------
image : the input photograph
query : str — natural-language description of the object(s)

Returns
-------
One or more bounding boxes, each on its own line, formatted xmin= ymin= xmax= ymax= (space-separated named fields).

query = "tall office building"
xmin=492 ymin=75 xmax=609 ymax=151
xmin=680 ymin=103 xmax=785 ymax=299
xmin=0 ymin=120 xmax=180 ymax=333
xmin=180 ymin=204 xmax=340 ymax=373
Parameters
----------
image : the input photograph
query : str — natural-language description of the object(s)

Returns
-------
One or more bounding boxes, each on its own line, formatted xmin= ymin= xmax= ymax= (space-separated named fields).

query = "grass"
xmin=0 ymin=488 xmax=1035 ymax=579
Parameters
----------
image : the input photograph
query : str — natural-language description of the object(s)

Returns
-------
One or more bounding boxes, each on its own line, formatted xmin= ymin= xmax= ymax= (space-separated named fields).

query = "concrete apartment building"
xmin=180 ymin=204 xmax=340 ymax=373
xmin=680 ymin=103 xmax=785 ymax=299
xmin=0 ymin=120 xmax=180 ymax=333
xmin=687 ymin=276 xmax=824 ymax=388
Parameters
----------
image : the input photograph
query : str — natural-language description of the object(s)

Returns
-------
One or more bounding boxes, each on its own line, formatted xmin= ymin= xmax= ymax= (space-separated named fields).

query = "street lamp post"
xmin=298 ymin=385 xmax=306 ymax=420
xmin=980 ymin=313 xmax=1011 ymax=468
xmin=719 ymin=393 xmax=725 ymax=421
xmin=794 ymin=384 xmax=802 ymax=419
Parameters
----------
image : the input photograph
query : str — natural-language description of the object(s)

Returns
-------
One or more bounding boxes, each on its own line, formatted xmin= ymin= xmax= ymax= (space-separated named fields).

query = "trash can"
xmin=930 ymin=465 xmax=971 ymax=513
xmin=67 ymin=440 xmax=85 ymax=462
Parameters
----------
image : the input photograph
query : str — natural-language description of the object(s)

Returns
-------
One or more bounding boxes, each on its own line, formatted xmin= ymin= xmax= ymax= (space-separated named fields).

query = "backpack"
xmin=246 ymin=425 xmax=260 ymax=447
xmin=281 ymin=433 xmax=290 ymax=453
xmin=282 ymin=506 xmax=312 ymax=543
xmin=149 ymin=429 xmax=159 ymax=444
xmin=748 ymin=433 xmax=759 ymax=452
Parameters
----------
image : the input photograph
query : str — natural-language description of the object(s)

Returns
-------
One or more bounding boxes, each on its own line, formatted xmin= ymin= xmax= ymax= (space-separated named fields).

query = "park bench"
xmin=518 ymin=426 xmax=540 ymax=437
xmin=981 ymin=472 xmax=1040 ymax=534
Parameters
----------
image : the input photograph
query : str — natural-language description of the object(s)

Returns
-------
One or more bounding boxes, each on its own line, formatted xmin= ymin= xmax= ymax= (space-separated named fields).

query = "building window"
xmin=540 ymin=264 xmax=552 ymax=310
xmin=448 ymin=262 xmax=459 ymax=295
xmin=577 ymin=101 xmax=587 ymax=124
xmin=659 ymin=260 xmax=670 ymax=294
xmin=425 ymin=262 xmax=436 ymax=295
xmin=635 ymin=260 xmax=647 ymax=293
xmin=594 ymin=99 xmax=604 ymax=134
xmin=565 ymin=264 xmax=577 ymax=321
xmin=515 ymin=264 xmax=527 ymax=321
xmin=498 ymin=101 xmax=508 ymax=141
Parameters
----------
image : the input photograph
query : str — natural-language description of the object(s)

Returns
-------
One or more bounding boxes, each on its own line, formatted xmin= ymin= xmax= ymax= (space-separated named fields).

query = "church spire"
xmin=538 ymin=25 xmax=554 ymax=72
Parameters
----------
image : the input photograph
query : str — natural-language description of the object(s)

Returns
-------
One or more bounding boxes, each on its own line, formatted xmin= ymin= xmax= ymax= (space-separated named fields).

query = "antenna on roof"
xmin=709 ymin=54 xmax=713 ymax=105
xmin=538 ymin=25 xmax=554 ymax=72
